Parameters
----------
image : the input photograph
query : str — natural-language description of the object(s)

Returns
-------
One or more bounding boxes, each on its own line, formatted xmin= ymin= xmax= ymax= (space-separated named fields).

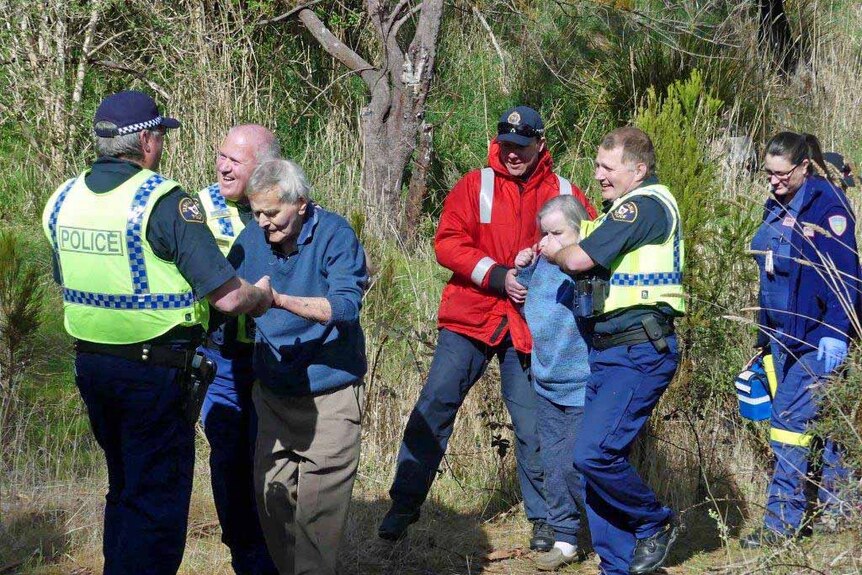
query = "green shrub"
xmin=635 ymin=69 xmax=760 ymax=406
xmin=0 ymin=229 xmax=45 ymax=462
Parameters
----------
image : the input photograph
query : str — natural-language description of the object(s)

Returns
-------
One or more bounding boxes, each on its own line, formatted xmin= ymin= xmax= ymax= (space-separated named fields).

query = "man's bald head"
xmin=217 ymin=124 xmax=281 ymax=202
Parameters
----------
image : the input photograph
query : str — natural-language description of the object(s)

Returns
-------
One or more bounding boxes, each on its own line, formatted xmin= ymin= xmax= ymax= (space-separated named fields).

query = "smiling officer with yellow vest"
xmin=196 ymin=125 xmax=280 ymax=575
xmin=42 ymin=91 xmax=275 ymax=575
xmin=543 ymin=127 xmax=684 ymax=575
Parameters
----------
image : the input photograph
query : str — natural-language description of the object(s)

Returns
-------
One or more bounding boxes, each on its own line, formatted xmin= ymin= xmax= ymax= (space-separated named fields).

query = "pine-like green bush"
xmin=0 ymin=229 xmax=45 ymax=460
xmin=636 ymin=70 xmax=759 ymax=406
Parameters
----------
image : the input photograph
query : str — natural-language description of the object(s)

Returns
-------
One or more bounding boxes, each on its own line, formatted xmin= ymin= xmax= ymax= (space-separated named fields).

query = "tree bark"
xmin=295 ymin=1 xmax=444 ymax=237
xmin=404 ymin=120 xmax=433 ymax=238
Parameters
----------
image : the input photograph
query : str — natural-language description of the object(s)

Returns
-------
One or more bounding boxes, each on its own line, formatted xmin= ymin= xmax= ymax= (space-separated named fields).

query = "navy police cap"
xmin=93 ymin=90 xmax=180 ymax=137
xmin=497 ymin=105 xmax=544 ymax=146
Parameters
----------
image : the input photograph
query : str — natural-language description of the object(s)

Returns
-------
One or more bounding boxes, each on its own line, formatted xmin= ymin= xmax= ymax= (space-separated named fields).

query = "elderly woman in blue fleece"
xmin=228 ymin=158 xmax=367 ymax=575
xmin=515 ymin=195 xmax=592 ymax=571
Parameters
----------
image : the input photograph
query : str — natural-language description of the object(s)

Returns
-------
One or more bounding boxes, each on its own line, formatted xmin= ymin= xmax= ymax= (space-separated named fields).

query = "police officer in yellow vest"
xmin=42 ymin=91 xmax=274 ymax=575
xmin=542 ymin=127 xmax=684 ymax=575
xmin=196 ymin=125 xmax=279 ymax=575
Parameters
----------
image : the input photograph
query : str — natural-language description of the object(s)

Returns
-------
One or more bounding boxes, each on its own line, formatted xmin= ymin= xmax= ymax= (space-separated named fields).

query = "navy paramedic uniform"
xmin=198 ymin=183 xmax=277 ymax=575
xmin=750 ymin=175 xmax=858 ymax=535
xmin=572 ymin=179 xmax=681 ymax=575
xmin=46 ymin=157 xmax=235 ymax=575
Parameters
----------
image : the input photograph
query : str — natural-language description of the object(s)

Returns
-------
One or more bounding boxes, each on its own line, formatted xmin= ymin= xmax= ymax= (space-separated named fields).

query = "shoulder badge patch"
xmin=611 ymin=201 xmax=638 ymax=223
xmin=179 ymin=197 xmax=205 ymax=224
xmin=828 ymin=214 xmax=847 ymax=236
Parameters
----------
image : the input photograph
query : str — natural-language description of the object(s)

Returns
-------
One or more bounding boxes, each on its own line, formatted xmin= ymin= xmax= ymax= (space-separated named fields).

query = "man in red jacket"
xmin=379 ymin=106 xmax=596 ymax=548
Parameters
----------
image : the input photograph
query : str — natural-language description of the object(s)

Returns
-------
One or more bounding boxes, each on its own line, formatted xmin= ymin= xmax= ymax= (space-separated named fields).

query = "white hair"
xmin=538 ymin=195 xmax=590 ymax=232
xmin=248 ymin=159 xmax=312 ymax=203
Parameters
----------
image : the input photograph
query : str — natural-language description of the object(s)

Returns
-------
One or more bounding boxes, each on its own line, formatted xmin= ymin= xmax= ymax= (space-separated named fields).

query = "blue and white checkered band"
xmin=207 ymin=184 xmax=235 ymax=237
xmin=62 ymin=288 xmax=196 ymax=309
xmin=48 ymin=178 xmax=78 ymax=280
xmin=609 ymin=271 xmax=683 ymax=286
xmin=126 ymin=174 xmax=165 ymax=294
xmin=116 ymin=116 xmax=162 ymax=136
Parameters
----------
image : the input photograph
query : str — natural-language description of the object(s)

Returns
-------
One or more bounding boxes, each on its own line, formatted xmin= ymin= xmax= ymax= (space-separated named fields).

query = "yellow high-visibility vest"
xmin=197 ymin=183 xmax=245 ymax=256
xmin=581 ymin=184 xmax=685 ymax=315
xmin=42 ymin=170 xmax=208 ymax=344
xmin=196 ymin=183 xmax=253 ymax=343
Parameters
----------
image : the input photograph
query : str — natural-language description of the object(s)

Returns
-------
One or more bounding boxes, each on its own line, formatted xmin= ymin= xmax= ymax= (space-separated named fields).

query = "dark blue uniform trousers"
xmin=200 ymin=346 xmax=277 ymax=575
xmin=764 ymin=345 xmax=850 ymax=534
xmin=390 ymin=328 xmax=546 ymax=522
xmin=75 ymin=351 xmax=194 ymax=575
xmin=573 ymin=338 xmax=678 ymax=575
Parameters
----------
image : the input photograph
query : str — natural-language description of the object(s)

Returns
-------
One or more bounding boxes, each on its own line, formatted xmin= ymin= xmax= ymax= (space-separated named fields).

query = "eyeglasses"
xmin=762 ymin=164 xmax=800 ymax=180
xmin=497 ymin=122 xmax=544 ymax=139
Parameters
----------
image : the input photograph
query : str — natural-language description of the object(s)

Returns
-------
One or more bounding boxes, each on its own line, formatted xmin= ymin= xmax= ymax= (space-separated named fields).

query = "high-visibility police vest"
xmin=42 ymin=169 xmax=208 ymax=344
xmin=197 ymin=183 xmax=245 ymax=256
xmin=580 ymin=184 xmax=685 ymax=315
xmin=478 ymin=168 xmax=573 ymax=223
xmin=196 ymin=183 xmax=253 ymax=343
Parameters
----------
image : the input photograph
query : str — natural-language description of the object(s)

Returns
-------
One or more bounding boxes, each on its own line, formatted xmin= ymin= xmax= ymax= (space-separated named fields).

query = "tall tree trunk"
xmin=296 ymin=1 xmax=444 ymax=238
xmin=758 ymin=0 xmax=796 ymax=75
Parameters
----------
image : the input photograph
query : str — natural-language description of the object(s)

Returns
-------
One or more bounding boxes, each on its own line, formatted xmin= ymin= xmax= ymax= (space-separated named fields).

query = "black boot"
xmin=378 ymin=504 xmax=420 ymax=541
xmin=629 ymin=516 xmax=679 ymax=574
xmin=530 ymin=521 xmax=555 ymax=552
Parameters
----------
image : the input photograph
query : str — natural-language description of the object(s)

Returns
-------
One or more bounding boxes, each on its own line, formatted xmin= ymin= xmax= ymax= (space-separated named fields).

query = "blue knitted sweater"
xmin=518 ymin=257 xmax=591 ymax=406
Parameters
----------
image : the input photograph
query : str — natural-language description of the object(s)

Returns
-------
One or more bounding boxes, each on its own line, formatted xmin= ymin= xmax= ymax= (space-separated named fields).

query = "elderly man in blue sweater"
xmin=228 ymin=158 xmax=367 ymax=575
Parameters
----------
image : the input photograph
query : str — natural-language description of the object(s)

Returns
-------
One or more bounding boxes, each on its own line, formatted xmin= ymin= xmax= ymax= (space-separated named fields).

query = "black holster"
xmin=573 ymin=276 xmax=609 ymax=317
xmin=641 ymin=316 xmax=670 ymax=354
xmin=180 ymin=352 xmax=217 ymax=425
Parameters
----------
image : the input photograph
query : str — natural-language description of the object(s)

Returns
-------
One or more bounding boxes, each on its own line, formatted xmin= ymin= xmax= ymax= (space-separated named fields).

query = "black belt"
xmin=75 ymin=340 xmax=194 ymax=369
xmin=591 ymin=322 xmax=674 ymax=351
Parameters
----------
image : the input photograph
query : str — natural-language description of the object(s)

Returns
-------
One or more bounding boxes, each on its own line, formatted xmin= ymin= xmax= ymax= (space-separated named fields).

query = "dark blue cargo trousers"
xmin=573 ymin=337 xmax=678 ymax=575
xmin=75 ymin=351 xmax=194 ymax=575
xmin=389 ymin=328 xmax=547 ymax=522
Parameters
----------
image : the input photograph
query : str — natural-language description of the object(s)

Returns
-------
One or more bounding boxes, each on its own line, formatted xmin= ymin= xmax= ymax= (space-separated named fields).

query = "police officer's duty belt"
xmin=590 ymin=320 xmax=673 ymax=351
xmin=75 ymin=340 xmax=195 ymax=369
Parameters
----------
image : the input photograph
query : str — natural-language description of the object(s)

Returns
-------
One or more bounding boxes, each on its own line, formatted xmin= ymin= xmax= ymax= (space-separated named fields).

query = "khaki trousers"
xmin=252 ymin=382 xmax=363 ymax=575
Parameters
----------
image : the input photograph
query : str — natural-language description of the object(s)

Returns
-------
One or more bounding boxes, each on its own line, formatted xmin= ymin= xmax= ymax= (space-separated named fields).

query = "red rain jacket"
xmin=434 ymin=139 xmax=596 ymax=353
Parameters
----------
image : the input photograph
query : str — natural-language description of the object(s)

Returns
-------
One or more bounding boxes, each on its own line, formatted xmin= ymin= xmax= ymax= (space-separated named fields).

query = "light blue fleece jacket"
xmin=517 ymin=257 xmax=590 ymax=406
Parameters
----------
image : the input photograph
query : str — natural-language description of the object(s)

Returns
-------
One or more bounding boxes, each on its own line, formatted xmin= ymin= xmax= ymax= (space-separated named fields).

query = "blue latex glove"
xmin=817 ymin=337 xmax=848 ymax=373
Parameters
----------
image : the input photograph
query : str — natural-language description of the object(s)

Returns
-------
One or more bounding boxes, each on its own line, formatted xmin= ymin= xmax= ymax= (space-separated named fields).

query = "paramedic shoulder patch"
xmin=611 ymin=201 xmax=638 ymax=223
xmin=179 ymin=197 xmax=205 ymax=224
xmin=828 ymin=214 xmax=847 ymax=236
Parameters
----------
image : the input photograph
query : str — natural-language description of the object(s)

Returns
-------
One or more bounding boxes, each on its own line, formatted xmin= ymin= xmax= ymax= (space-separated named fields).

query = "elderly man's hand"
xmin=249 ymin=275 xmax=273 ymax=317
xmin=504 ymin=268 xmax=528 ymax=304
